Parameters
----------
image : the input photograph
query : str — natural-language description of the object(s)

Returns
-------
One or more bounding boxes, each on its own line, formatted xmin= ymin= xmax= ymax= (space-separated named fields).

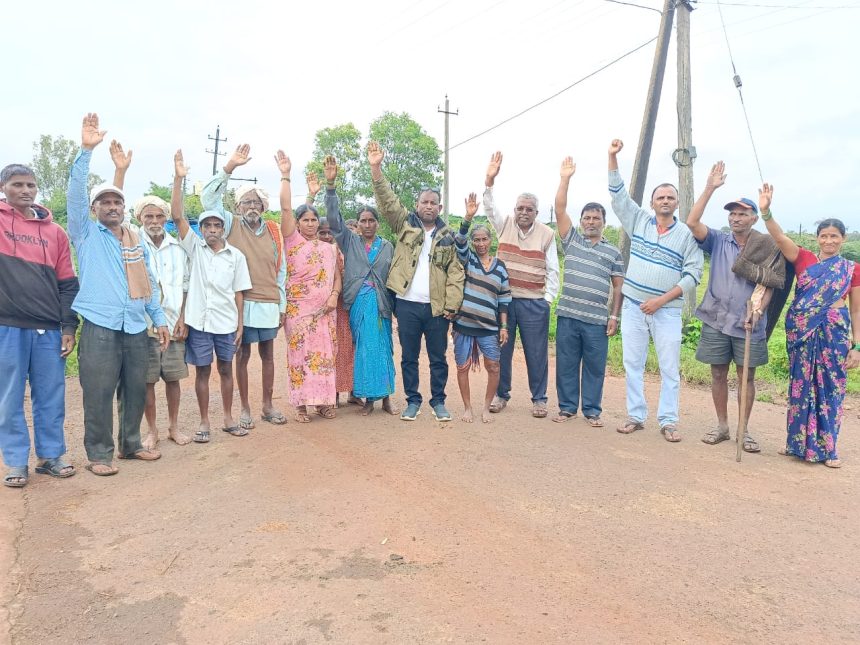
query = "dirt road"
xmin=1 ymin=339 xmax=858 ymax=644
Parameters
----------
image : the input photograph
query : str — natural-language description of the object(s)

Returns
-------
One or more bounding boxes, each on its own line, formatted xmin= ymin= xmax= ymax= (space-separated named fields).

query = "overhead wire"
xmin=716 ymin=0 xmax=765 ymax=182
xmin=696 ymin=0 xmax=858 ymax=8
xmin=449 ymin=36 xmax=658 ymax=150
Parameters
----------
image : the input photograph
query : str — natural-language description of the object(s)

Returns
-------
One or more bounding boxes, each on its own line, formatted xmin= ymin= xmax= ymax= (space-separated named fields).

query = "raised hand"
xmin=464 ymin=192 xmax=478 ymax=220
xmin=367 ymin=141 xmax=384 ymax=167
xmin=306 ymin=171 xmax=321 ymax=198
xmin=608 ymin=139 xmax=624 ymax=155
xmin=81 ymin=113 xmax=107 ymax=150
xmin=706 ymin=161 xmax=727 ymax=190
xmin=758 ymin=183 xmax=774 ymax=213
xmin=110 ymin=140 xmax=133 ymax=170
xmin=323 ymin=155 xmax=337 ymax=185
xmin=274 ymin=150 xmax=291 ymax=176
xmin=174 ymin=150 xmax=188 ymax=178
xmin=225 ymin=144 xmax=251 ymax=173
xmin=486 ymin=151 xmax=503 ymax=182
xmin=560 ymin=156 xmax=576 ymax=179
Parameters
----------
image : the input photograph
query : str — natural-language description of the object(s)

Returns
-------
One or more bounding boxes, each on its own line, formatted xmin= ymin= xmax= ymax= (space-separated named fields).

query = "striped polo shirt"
xmin=454 ymin=223 xmax=512 ymax=337
xmin=557 ymin=227 xmax=624 ymax=325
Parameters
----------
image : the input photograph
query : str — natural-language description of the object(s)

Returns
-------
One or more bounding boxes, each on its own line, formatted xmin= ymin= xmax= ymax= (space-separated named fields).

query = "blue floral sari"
xmin=784 ymin=256 xmax=853 ymax=462
xmin=349 ymin=237 xmax=396 ymax=401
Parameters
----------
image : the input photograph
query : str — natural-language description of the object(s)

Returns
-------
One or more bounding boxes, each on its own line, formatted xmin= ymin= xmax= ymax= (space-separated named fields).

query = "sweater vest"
xmin=496 ymin=218 xmax=554 ymax=299
xmin=227 ymin=220 xmax=280 ymax=304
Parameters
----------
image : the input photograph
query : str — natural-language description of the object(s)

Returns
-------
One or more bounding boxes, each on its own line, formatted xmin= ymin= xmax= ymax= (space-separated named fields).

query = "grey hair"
xmin=516 ymin=192 xmax=539 ymax=210
xmin=1 ymin=164 xmax=36 ymax=184
xmin=470 ymin=224 xmax=492 ymax=241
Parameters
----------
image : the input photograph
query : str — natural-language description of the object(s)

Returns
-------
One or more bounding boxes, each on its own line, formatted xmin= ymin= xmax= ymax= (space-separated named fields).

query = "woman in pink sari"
xmin=276 ymin=150 xmax=341 ymax=422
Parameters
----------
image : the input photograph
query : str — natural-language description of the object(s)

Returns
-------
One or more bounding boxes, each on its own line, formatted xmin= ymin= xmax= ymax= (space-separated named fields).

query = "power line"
xmin=716 ymin=0 xmax=765 ymax=182
xmin=696 ymin=0 xmax=858 ymax=8
xmin=603 ymin=0 xmax=663 ymax=14
xmin=450 ymin=36 xmax=658 ymax=150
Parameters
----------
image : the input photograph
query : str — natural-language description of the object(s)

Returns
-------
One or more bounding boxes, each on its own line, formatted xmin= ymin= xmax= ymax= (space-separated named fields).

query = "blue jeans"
xmin=0 ymin=326 xmax=67 ymax=468
xmin=498 ymin=298 xmax=550 ymax=403
xmin=395 ymin=299 xmax=449 ymax=407
xmin=555 ymin=316 xmax=609 ymax=417
xmin=620 ymin=298 xmax=682 ymax=426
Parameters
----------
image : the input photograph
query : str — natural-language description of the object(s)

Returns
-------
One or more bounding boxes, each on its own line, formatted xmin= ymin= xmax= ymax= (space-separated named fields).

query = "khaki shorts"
xmin=146 ymin=338 xmax=189 ymax=383
xmin=695 ymin=322 xmax=768 ymax=368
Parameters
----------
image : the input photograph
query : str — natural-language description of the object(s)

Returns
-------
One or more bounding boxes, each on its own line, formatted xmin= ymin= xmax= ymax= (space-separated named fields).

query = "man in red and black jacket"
xmin=0 ymin=163 xmax=80 ymax=488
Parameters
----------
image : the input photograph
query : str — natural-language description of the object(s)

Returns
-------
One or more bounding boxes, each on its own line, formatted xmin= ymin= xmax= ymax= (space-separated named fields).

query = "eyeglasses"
xmin=239 ymin=199 xmax=263 ymax=208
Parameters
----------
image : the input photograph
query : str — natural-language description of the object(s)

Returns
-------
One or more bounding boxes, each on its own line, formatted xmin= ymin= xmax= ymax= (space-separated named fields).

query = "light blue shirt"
xmin=67 ymin=149 xmax=167 ymax=333
xmin=202 ymin=170 xmax=286 ymax=329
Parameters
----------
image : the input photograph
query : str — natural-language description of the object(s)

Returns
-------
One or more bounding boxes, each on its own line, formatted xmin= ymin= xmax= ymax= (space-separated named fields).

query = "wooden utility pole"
xmin=437 ymin=95 xmax=458 ymax=222
xmin=619 ymin=0 xmax=676 ymax=263
xmin=676 ymin=0 xmax=697 ymax=318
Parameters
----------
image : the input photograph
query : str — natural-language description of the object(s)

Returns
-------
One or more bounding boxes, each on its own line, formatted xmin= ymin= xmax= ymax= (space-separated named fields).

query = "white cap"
xmin=89 ymin=183 xmax=126 ymax=204
xmin=198 ymin=210 xmax=225 ymax=224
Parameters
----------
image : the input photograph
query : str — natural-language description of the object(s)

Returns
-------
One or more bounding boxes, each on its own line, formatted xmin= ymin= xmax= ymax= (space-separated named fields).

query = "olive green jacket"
xmin=372 ymin=176 xmax=464 ymax=317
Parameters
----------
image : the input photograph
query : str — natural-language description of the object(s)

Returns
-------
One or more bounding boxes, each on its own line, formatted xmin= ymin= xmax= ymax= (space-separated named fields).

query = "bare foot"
xmin=461 ymin=408 xmax=474 ymax=423
xmin=481 ymin=409 xmax=493 ymax=424
xmin=361 ymin=401 xmax=375 ymax=416
xmin=168 ymin=427 xmax=192 ymax=445
xmin=348 ymin=393 xmax=364 ymax=406
xmin=381 ymin=397 xmax=399 ymax=415
xmin=141 ymin=429 xmax=159 ymax=451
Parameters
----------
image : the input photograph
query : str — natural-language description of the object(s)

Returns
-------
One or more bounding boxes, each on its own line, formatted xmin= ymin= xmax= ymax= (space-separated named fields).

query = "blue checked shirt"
xmin=67 ymin=149 xmax=167 ymax=333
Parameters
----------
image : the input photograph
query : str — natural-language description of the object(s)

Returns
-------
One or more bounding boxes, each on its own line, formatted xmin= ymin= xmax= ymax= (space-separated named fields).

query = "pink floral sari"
xmin=284 ymin=230 xmax=338 ymax=407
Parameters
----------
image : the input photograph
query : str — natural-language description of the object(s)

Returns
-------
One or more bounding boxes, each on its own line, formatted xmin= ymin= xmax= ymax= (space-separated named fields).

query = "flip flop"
xmin=261 ymin=411 xmax=287 ymax=425
xmin=617 ymin=419 xmax=645 ymax=434
xmin=660 ymin=425 xmax=682 ymax=442
xmin=222 ymin=426 xmax=249 ymax=437
xmin=585 ymin=415 xmax=604 ymax=428
xmin=117 ymin=449 xmax=161 ymax=461
xmin=193 ymin=429 xmax=210 ymax=443
xmin=552 ymin=411 xmax=577 ymax=424
xmin=239 ymin=413 xmax=256 ymax=430
xmin=85 ymin=463 xmax=118 ymax=477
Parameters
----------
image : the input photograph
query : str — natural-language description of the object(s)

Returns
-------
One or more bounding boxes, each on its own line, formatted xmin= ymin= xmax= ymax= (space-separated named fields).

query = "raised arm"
xmin=368 ymin=141 xmax=409 ymax=233
xmin=275 ymin=150 xmax=295 ymax=239
xmin=201 ymin=144 xmax=250 ymax=225
xmin=67 ymin=112 xmax=106 ymax=242
xmin=607 ymin=138 xmax=648 ymax=233
xmin=686 ymin=161 xmax=725 ymax=242
xmin=306 ymin=170 xmax=321 ymax=207
xmin=109 ymin=139 xmax=133 ymax=189
xmin=759 ymin=184 xmax=798 ymax=263
xmin=172 ymin=150 xmax=190 ymax=240
xmin=322 ymin=155 xmax=351 ymax=249
xmin=482 ymin=151 xmax=506 ymax=232
xmin=455 ymin=193 xmax=479 ymax=264
xmin=554 ymin=156 xmax=576 ymax=239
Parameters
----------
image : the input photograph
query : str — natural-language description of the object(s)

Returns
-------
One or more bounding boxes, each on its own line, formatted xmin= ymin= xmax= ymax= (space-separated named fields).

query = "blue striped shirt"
xmin=558 ymin=227 xmax=625 ymax=325
xmin=608 ymin=169 xmax=703 ymax=307
xmin=454 ymin=223 xmax=512 ymax=337
xmin=67 ymin=150 xmax=166 ymax=333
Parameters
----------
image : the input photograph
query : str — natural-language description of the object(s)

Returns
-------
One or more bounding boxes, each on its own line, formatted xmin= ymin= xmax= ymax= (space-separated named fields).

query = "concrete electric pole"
xmin=437 ymin=95 xmax=458 ymax=222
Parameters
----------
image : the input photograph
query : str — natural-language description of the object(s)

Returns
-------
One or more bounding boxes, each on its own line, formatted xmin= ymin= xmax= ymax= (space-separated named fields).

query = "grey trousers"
xmin=78 ymin=320 xmax=149 ymax=463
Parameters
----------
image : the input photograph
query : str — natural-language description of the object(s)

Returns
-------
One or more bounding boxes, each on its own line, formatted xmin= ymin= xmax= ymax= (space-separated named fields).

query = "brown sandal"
xmin=317 ymin=405 xmax=336 ymax=419
xmin=660 ymin=424 xmax=682 ymax=442
xmin=585 ymin=415 xmax=604 ymax=428
xmin=617 ymin=419 xmax=645 ymax=434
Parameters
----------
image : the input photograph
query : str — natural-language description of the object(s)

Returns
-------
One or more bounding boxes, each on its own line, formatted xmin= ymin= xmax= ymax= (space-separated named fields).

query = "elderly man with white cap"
xmin=173 ymin=151 xmax=251 ymax=443
xmin=67 ymin=113 xmax=169 ymax=476
xmin=202 ymin=144 xmax=287 ymax=430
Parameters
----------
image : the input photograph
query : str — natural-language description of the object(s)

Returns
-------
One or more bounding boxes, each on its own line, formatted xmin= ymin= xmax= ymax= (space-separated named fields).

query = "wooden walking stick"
xmin=736 ymin=300 xmax=754 ymax=463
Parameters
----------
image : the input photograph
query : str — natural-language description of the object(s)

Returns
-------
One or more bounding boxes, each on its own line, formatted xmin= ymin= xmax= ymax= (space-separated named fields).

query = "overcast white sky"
xmin=4 ymin=0 xmax=859 ymax=231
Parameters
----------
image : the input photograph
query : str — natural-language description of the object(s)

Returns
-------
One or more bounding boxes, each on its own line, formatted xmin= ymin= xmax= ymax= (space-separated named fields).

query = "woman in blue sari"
xmin=322 ymin=155 xmax=398 ymax=416
xmin=761 ymin=184 xmax=860 ymax=467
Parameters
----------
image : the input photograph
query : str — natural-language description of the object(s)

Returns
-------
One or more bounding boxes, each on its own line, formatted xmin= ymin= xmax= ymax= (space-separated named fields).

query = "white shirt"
xmin=135 ymin=227 xmax=190 ymax=336
xmin=180 ymin=231 xmax=252 ymax=335
xmin=483 ymin=187 xmax=560 ymax=302
xmin=398 ymin=231 xmax=433 ymax=304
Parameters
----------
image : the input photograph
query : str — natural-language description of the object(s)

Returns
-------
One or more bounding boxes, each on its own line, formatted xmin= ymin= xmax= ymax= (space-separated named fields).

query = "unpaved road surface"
xmin=2 ymin=337 xmax=858 ymax=644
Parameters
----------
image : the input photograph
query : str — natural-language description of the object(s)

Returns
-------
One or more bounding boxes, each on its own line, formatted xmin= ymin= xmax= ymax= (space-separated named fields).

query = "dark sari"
xmin=784 ymin=256 xmax=853 ymax=462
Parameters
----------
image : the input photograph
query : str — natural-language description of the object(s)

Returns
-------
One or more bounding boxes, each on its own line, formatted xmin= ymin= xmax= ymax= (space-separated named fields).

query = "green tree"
xmin=305 ymin=123 xmax=363 ymax=216
xmin=31 ymin=134 xmax=103 ymax=226
xmin=356 ymin=112 xmax=443 ymax=212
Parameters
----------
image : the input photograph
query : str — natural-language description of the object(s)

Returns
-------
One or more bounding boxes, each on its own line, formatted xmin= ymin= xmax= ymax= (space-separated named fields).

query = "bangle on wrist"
xmin=281 ymin=176 xmax=291 ymax=182
xmin=761 ymin=208 xmax=772 ymax=221
xmin=500 ymin=323 xmax=508 ymax=329
xmin=853 ymin=342 xmax=860 ymax=351
xmin=609 ymin=315 xmax=619 ymax=321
